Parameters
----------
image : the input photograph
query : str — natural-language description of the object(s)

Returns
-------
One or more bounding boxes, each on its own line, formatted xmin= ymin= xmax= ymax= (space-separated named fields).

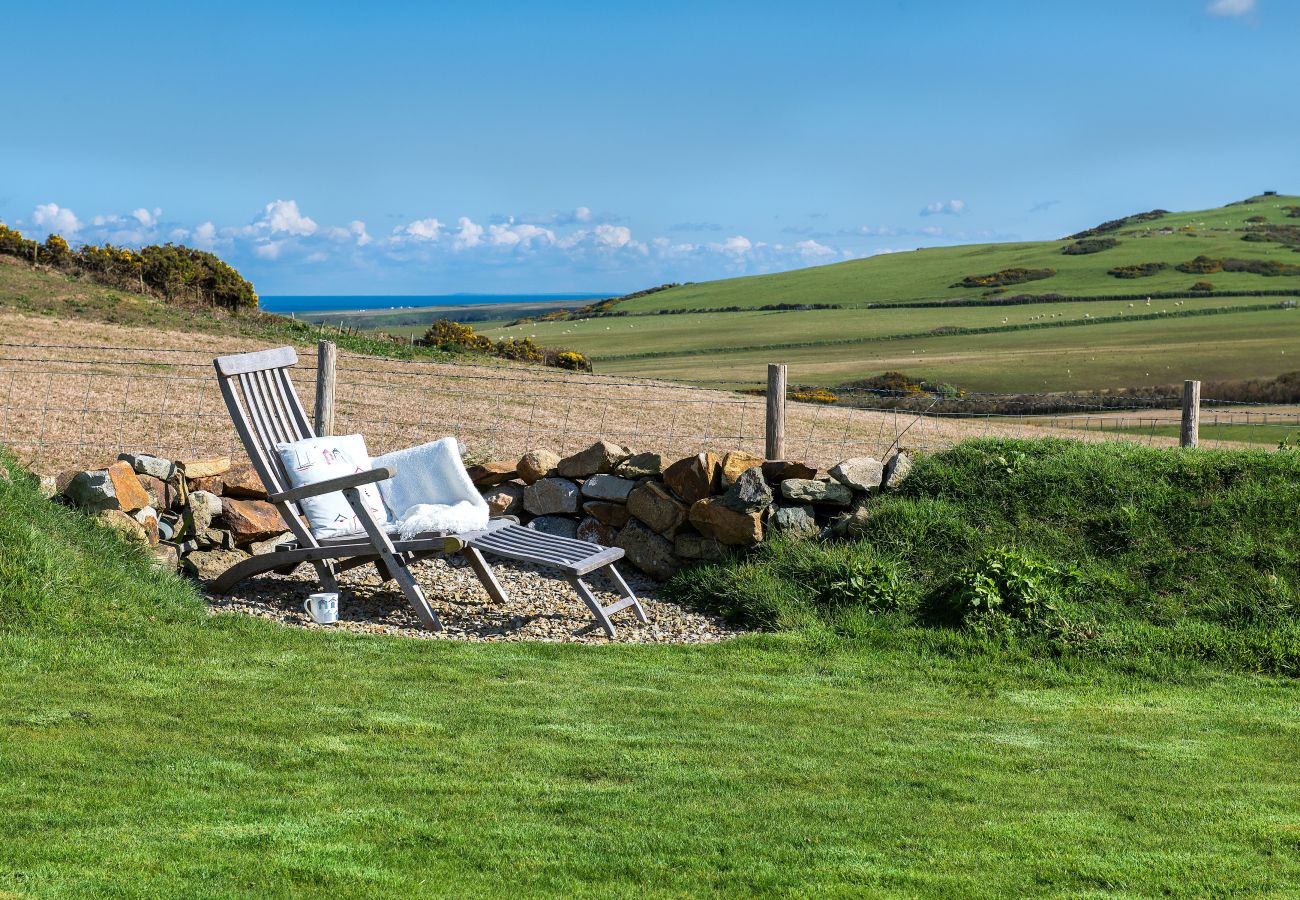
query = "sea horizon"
xmin=260 ymin=293 xmax=616 ymax=314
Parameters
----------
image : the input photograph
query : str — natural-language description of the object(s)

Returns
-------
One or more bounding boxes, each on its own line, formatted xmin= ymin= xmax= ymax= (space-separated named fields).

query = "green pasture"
xmin=575 ymin=306 xmax=1300 ymax=392
xmin=609 ymin=195 xmax=1300 ymax=313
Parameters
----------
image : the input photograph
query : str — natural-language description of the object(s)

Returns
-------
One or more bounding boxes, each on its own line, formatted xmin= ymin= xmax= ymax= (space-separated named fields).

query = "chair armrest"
xmin=268 ymin=466 xmax=394 ymax=504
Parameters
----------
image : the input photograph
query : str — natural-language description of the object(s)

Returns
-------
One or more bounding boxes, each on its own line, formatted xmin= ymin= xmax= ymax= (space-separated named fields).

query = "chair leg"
xmin=313 ymin=560 xmax=339 ymax=592
xmin=605 ymin=563 xmax=649 ymax=624
xmin=463 ymin=546 xmax=509 ymax=604
xmin=344 ymin=488 xmax=441 ymax=631
xmin=569 ymin=576 xmax=618 ymax=638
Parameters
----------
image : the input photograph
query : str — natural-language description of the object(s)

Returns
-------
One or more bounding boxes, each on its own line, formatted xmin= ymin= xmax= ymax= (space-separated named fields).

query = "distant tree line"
xmin=0 ymin=222 xmax=257 ymax=311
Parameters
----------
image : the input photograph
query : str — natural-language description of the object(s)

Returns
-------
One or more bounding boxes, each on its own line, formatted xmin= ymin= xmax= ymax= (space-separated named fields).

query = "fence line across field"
xmin=0 ymin=342 xmax=1292 ymax=474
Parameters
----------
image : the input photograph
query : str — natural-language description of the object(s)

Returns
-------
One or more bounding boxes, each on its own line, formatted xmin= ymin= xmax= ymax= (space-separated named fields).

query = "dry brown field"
xmin=0 ymin=312 xmax=1212 ymax=475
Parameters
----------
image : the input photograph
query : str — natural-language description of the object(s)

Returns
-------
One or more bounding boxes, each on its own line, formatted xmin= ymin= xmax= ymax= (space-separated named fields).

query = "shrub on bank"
xmin=666 ymin=438 xmax=1300 ymax=674
xmin=1108 ymin=262 xmax=1168 ymax=278
xmin=951 ymin=267 xmax=1056 ymax=289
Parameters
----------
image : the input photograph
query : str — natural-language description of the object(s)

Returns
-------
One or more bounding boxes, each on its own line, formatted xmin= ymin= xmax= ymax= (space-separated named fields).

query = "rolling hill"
xmin=477 ymin=194 xmax=1300 ymax=392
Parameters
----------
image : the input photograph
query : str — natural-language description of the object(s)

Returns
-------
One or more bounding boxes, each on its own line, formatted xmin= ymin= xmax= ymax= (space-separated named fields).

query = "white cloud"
xmin=719 ymin=235 xmax=753 ymax=255
xmin=349 ymin=220 xmax=372 ymax=246
xmin=594 ymin=223 xmax=633 ymax=248
xmin=192 ymin=222 xmax=218 ymax=249
xmin=572 ymin=206 xmax=592 ymax=223
xmin=487 ymin=222 xmax=555 ymax=248
xmin=452 ymin=216 xmax=484 ymax=250
xmin=254 ymin=240 xmax=284 ymax=259
xmin=1207 ymin=0 xmax=1255 ymax=15
xmin=256 ymin=199 xmax=317 ymax=236
xmin=32 ymin=203 xmax=81 ymax=234
xmin=794 ymin=239 xmax=835 ymax=259
xmin=920 ymin=199 xmax=967 ymax=217
xmin=398 ymin=217 xmax=443 ymax=241
xmin=132 ymin=207 xmax=162 ymax=228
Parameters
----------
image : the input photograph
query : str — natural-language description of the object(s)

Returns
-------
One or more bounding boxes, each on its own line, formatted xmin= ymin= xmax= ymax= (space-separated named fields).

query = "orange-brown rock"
xmin=221 ymin=498 xmax=289 ymax=544
xmin=626 ymin=480 xmax=686 ymax=535
xmin=663 ymin=452 xmax=720 ymax=505
xmin=688 ymin=497 xmax=763 ymax=546
xmin=720 ymin=450 xmax=765 ymax=488
xmin=105 ymin=460 xmax=151 ymax=513
xmin=179 ymin=456 xmax=232 ymax=479
xmin=468 ymin=460 xmax=518 ymax=487
xmin=762 ymin=460 xmax=818 ymax=483
xmin=187 ymin=475 xmax=224 ymax=495
xmin=138 ymin=474 xmax=168 ymax=509
xmin=222 ymin=462 xmax=268 ymax=499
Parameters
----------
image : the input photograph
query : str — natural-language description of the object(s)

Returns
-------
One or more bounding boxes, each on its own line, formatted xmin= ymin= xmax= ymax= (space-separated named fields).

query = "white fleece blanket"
xmin=372 ymin=437 xmax=490 ymax=539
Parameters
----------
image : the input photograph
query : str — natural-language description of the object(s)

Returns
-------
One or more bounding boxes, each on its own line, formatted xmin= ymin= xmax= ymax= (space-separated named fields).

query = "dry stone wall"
xmin=44 ymin=439 xmax=913 ymax=584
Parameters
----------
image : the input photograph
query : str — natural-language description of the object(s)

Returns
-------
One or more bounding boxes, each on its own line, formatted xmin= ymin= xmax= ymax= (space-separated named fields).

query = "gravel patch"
xmin=204 ymin=553 xmax=742 ymax=644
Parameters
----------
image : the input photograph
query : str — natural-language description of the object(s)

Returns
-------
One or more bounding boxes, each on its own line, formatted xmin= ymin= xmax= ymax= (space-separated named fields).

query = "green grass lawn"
xmin=2 ymin=444 xmax=1299 ymax=896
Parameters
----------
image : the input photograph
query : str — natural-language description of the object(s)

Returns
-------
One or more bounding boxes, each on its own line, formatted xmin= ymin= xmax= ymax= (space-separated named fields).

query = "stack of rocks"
xmin=43 ymin=439 xmax=913 ymax=584
xmin=51 ymin=453 xmax=292 ymax=578
xmin=468 ymin=440 xmax=913 ymax=580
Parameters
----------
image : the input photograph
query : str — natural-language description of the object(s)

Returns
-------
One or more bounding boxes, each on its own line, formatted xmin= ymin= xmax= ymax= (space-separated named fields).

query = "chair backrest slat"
xmin=261 ymin=368 xmax=306 ymax=444
xmin=213 ymin=347 xmax=319 ymax=549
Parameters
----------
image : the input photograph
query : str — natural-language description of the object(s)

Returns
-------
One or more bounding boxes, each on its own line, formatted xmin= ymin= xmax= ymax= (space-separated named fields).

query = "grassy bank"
xmin=669 ymin=439 xmax=1300 ymax=676
xmin=2 ymin=450 xmax=1298 ymax=896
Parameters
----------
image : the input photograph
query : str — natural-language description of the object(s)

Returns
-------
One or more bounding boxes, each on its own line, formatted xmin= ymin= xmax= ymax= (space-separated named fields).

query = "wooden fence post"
xmin=315 ymin=339 xmax=337 ymax=437
xmin=766 ymin=363 xmax=787 ymax=461
xmin=1180 ymin=379 xmax=1200 ymax=448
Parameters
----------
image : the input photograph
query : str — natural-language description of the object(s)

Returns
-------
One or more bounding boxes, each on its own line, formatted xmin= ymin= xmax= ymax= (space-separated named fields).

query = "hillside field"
xmin=471 ymin=195 xmax=1300 ymax=392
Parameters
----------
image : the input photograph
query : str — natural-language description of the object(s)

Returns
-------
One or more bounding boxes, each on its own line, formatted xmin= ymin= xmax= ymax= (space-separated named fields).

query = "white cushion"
xmin=276 ymin=434 xmax=390 ymax=540
xmin=372 ymin=437 xmax=490 ymax=539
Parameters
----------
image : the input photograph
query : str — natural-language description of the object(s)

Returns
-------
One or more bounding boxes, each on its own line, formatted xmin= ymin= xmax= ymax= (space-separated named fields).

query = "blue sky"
xmin=2 ymin=0 xmax=1291 ymax=295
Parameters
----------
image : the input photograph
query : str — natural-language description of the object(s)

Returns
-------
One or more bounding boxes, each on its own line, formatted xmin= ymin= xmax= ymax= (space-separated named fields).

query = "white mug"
xmin=304 ymin=592 xmax=339 ymax=625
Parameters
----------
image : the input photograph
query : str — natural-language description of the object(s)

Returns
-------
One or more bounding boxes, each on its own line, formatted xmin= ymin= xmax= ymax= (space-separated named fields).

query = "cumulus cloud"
xmin=192 ymin=222 xmax=218 ymax=249
xmin=132 ymin=207 xmax=162 ymax=228
xmin=32 ymin=202 xmax=81 ymax=234
xmin=920 ymin=199 xmax=967 ymax=217
xmin=254 ymin=240 xmax=284 ymax=259
xmin=1207 ymin=0 xmax=1255 ymax=15
xmin=794 ymin=239 xmax=836 ymax=259
xmin=397 ymin=217 xmax=444 ymax=241
xmin=349 ymin=220 xmax=372 ymax=246
xmin=594 ymin=224 xmax=633 ymax=248
xmin=452 ymin=216 xmax=484 ymax=250
xmin=487 ymin=222 xmax=555 ymax=248
xmin=255 ymin=199 xmax=317 ymax=236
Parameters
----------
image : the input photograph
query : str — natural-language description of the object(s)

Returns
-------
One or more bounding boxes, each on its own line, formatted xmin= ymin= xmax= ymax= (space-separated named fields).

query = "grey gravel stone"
xmin=883 ymin=450 xmax=914 ymax=490
xmin=616 ymin=519 xmax=679 ymax=581
xmin=768 ymin=504 xmax=818 ymax=538
xmin=720 ymin=466 xmax=772 ymax=514
xmin=780 ymin=478 xmax=852 ymax=506
xmin=580 ymin=474 xmax=636 ymax=502
xmin=829 ymin=457 xmax=884 ymax=493
xmin=522 ymin=477 xmax=580 ymax=516
xmin=613 ymin=452 xmax=664 ymax=479
xmin=527 ymin=515 xmax=579 ymax=539
xmin=118 ymin=452 xmax=176 ymax=481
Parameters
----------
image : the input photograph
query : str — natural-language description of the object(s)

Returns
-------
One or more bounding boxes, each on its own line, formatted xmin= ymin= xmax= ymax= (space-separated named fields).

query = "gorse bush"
xmin=0 ymin=222 xmax=257 ymax=310
xmin=1061 ymin=237 xmax=1120 ymax=255
xmin=951 ymin=267 xmax=1056 ymax=289
xmin=420 ymin=319 xmax=591 ymax=371
xmin=1067 ymin=209 xmax=1167 ymax=240
xmin=1108 ymin=262 xmax=1168 ymax=279
xmin=666 ymin=439 xmax=1300 ymax=674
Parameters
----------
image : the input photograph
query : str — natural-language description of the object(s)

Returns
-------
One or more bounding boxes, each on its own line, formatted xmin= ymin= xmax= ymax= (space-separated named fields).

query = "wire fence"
xmin=0 ymin=341 xmax=1294 ymax=475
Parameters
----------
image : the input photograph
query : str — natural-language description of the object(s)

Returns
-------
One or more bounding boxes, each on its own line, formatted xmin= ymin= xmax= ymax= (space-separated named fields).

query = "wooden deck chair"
xmin=209 ymin=346 xmax=649 ymax=637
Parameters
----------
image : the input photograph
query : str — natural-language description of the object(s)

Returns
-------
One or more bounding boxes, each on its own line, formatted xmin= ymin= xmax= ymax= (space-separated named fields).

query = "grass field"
xmin=463 ymin=195 xmax=1300 ymax=392
xmin=3 ymin=449 xmax=1299 ymax=896
xmin=1107 ymin=422 xmax=1300 ymax=446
